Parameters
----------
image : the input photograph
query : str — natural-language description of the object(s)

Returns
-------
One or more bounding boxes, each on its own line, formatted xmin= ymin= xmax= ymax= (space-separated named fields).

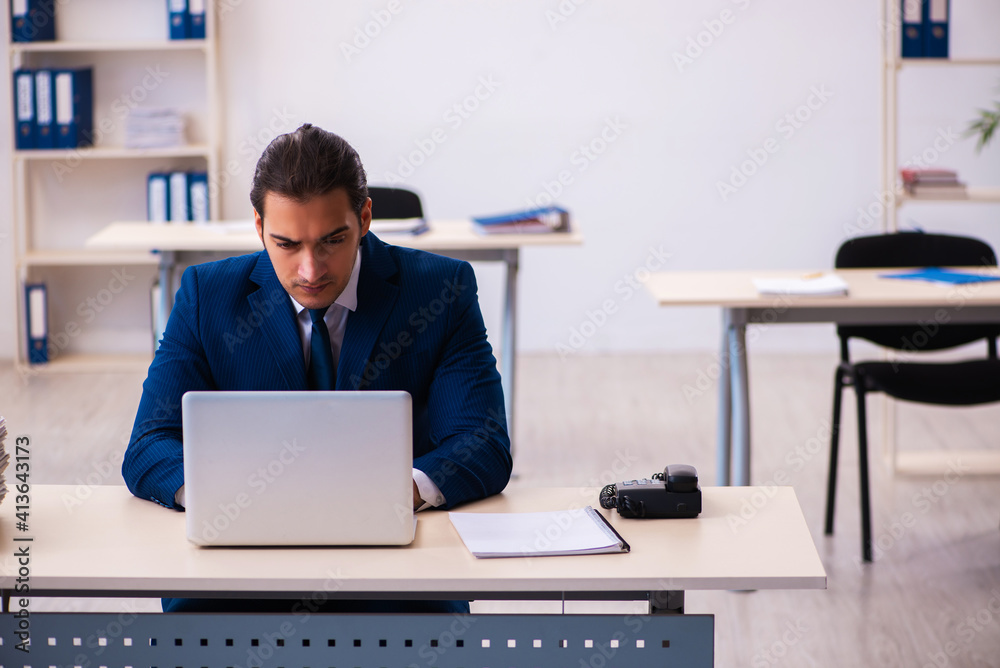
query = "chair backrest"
xmin=368 ymin=186 xmax=424 ymax=220
xmin=835 ymin=232 xmax=1000 ymax=356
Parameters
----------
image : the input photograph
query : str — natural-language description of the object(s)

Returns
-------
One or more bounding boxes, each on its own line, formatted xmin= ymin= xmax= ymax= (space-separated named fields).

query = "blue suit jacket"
xmin=123 ymin=233 xmax=512 ymax=510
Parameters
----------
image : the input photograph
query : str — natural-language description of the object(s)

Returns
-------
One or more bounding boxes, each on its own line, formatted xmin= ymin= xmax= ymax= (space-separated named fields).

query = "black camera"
xmin=599 ymin=464 xmax=702 ymax=518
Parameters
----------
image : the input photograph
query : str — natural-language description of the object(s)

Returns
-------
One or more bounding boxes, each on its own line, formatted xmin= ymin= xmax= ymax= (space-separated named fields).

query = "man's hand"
xmin=413 ymin=480 xmax=423 ymax=510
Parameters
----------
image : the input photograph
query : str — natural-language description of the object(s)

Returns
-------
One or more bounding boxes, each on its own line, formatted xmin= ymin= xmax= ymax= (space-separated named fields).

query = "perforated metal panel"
xmin=0 ymin=611 xmax=713 ymax=667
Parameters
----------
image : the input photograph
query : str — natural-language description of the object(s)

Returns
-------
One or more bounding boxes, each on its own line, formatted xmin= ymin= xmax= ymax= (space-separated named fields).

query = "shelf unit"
xmin=5 ymin=1 xmax=220 ymax=374
xmin=878 ymin=1 xmax=1000 ymax=473
xmin=880 ymin=3 xmax=1000 ymax=231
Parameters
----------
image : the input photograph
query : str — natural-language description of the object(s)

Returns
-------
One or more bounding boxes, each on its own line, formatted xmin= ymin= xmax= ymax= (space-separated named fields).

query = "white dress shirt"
xmin=175 ymin=249 xmax=446 ymax=510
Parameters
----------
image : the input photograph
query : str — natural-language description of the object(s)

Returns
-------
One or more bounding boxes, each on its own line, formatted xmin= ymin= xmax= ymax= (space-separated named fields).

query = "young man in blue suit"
xmin=123 ymin=124 xmax=511 ymax=612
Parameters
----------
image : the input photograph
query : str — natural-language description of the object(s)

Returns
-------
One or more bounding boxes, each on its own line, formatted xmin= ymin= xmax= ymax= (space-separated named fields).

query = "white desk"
xmin=0 ymin=484 xmax=823 ymax=666
xmin=86 ymin=220 xmax=584 ymax=437
xmin=646 ymin=269 xmax=1000 ymax=485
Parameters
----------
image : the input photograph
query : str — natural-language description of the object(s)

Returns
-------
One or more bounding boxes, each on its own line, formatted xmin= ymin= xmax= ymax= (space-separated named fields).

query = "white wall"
xmin=2 ymin=0 xmax=999 ymax=360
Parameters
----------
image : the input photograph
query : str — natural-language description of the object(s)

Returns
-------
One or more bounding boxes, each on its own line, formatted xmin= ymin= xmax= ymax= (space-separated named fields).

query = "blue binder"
xmin=25 ymin=283 xmax=48 ymax=364
xmin=188 ymin=0 xmax=206 ymax=39
xmin=34 ymin=69 xmax=55 ymax=149
xmin=168 ymin=0 xmax=189 ymax=39
xmin=188 ymin=171 xmax=210 ymax=222
xmin=148 ymin=173 xmax=170 ymax=223
xmin=923 ymin=0 xmax=949 ymax=58
xmin=13 ymin=69 xmax=35 ymax=149
xmin=169 ymin=171 xmax=190 ymax=222
xmin=54 ymin=68 xmax=93 ymax=149
xmin=900 ymin=0 xmax=923 ymax=58
xmin=11 ymin=0 xmax=56 ymax=43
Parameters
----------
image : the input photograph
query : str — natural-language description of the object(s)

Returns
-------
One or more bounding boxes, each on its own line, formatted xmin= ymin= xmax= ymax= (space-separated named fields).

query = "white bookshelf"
xmin=881 ymin=2 xmax=1000 ymax=231
xmin=6 ymin=0 xmax=220 ymax=373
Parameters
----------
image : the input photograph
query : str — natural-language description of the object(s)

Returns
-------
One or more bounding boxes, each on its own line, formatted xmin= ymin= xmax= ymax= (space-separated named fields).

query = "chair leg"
xmin=855 ymin=385 xmax=873 ymax=563
xmin=824 ymin=368 xmax=846 ymax=535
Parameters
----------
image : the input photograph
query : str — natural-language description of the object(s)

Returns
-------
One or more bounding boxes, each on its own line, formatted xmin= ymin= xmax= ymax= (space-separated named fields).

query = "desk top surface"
xmin=645 ymin=269 xmax=1000 ymax=308
xmin=0 ymin=485 xmax=825 ymax=597
xmin=85 ymin=221 xmax=584 ymax=253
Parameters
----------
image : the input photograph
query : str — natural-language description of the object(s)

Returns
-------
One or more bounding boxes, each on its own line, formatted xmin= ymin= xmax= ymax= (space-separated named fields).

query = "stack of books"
xmin=125 ymin=108 xmax=186 ymax=149
xmin=0 ymin=416 xmax=8 ymax=507
xmin=901 ymin=169 xmax=967 ymax=199
xmin=472 ymin=206 xmax=571 ymax=235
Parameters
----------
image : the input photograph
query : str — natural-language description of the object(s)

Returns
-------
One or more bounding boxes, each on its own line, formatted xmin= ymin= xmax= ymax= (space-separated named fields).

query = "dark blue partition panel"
xmin=0 ymin=611 xmax=714 ymax=666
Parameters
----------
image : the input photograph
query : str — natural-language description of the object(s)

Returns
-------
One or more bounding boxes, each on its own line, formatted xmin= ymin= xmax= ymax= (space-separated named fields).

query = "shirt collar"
xmin=289 ymin=248 xmax=362 ymax=315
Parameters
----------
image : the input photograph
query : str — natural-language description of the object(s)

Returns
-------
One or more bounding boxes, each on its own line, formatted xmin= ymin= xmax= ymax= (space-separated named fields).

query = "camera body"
xmin=600 ymin=464 xmax=702 ymax=519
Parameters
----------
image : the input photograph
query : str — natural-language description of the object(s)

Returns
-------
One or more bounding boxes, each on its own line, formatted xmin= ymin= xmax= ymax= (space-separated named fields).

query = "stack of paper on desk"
xmin=752 ymin=274 xmax=848 ymax=297
xmin=449 ymin=506 xmax=629 ymax=558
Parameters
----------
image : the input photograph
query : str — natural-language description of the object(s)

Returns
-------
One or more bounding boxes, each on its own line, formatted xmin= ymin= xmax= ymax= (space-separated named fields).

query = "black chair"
xmin=824 ymin=232 xmax=1000 ymax=562
xmin=367 ymin=186 xmax=424 ymax=220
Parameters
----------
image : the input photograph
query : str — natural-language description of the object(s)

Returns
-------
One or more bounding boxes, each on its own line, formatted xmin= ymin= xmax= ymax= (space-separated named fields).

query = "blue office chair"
xmin=824 ymin=232 xmax=1000 ymax=563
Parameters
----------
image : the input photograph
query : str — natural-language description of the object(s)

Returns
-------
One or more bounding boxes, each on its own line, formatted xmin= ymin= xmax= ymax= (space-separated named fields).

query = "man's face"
xmin=254 ymin=188 xmax=372 ymax=310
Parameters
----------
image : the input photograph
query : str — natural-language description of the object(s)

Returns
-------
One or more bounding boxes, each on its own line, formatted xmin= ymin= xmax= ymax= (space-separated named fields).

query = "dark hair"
xmin=250 ymin=123 xmax=368 ymax=220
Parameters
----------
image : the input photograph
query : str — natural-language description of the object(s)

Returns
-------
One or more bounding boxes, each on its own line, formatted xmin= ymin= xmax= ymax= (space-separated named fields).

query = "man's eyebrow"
xmin=268 ymin=226 xmax=350 ymax=244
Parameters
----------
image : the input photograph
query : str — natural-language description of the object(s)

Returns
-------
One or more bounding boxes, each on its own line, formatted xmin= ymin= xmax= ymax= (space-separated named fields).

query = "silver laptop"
xmin=182 ymin=390 xmax=414 ymax=546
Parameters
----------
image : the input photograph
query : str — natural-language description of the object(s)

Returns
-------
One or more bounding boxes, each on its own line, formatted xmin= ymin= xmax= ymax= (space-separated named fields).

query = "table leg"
xmin=501 ymin=249 xmax=518 ymax=445
xmin=716 ymin=310 xmax=733 ymax=486
xmin=728 ymin=316 xmax=751 ymax=486
xmin=154 ymin=251 xmax=176 ymax=349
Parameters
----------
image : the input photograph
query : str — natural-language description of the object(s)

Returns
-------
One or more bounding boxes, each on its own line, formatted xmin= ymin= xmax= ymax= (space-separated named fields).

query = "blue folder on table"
xmin=880 ymin=268 xmax=1000 ymax=285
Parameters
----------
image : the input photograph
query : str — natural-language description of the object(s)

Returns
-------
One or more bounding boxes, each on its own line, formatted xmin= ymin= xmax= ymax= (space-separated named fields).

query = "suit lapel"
xmin=338 ymin=233 xmax=400 ymax=390
xmin=248 ymin=252 xmax=307 ymax=390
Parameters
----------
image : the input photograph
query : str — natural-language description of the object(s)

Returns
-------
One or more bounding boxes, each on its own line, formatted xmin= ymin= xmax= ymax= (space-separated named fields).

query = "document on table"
xmin=449 ymin=506 xmax=629 ymax=558
xmin=879 ymin=268 xmax=1000 ymax=286
xmin=752 ymin=274 xmax=848 ymax=296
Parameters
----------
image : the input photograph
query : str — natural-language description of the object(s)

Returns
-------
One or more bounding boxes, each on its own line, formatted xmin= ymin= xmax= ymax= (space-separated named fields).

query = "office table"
xmin=0 ymin=484 xmax=825 ymax=666
xmin=645 ymin=268 xmax=1000 ymax=485
xmin=86 ymin=220 xmax=583 ymax=438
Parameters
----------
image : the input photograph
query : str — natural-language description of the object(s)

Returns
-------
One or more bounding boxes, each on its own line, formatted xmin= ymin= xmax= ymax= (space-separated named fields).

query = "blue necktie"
xmin=307 ymin=307 xmax=335 ymax=390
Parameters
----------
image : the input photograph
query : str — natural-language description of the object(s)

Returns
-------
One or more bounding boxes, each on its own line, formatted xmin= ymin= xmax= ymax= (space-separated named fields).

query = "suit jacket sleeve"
xmin=413 ymin=261 xmax=512 ymax=508
xmin=123 ymin=265 xmax=215 ymax=509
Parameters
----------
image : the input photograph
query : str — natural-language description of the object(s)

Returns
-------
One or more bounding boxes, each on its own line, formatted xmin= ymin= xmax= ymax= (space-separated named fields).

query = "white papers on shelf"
xmin=752 ymin=274 xmax=848 ymax=297
xmin=448 ymin=506 xmax=628 ymax=558
xmin=125 ymin=108 xmax=186 ymax=149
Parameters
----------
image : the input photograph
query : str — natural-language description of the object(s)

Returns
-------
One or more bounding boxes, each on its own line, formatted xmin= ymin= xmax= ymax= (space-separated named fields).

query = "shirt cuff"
xmin=175 ymin=485 xmax=186 ymax=509
xmin=412 ymin=468 xmax=446 ymax=511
